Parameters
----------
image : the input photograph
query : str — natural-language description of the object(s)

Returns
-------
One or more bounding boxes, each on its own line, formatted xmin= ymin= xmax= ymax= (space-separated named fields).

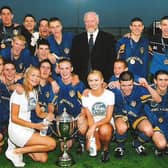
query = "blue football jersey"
xmin=116 ymin=37 xmax=151 ymax=78
xmin=31 ymin=82 xmax=57 ymax=123
xmin=145 ymin=90 xmax=168 ymax=139
xmin=0 ymin=47 xmax=33 ymax=73
xmin=56 ymin=76 xmax=85 ymax=117
xmin=47 ymin=32 xmax=74 ymax=59
xmin=150 ymin=35 xmax=168 ymax=75
xmin=117 ymin=85 xmax=150 ymax=124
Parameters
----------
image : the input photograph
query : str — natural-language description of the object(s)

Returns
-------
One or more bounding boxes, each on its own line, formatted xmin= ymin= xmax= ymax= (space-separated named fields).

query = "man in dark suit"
xmin=70 ymin=11 xmax=116 ymax=85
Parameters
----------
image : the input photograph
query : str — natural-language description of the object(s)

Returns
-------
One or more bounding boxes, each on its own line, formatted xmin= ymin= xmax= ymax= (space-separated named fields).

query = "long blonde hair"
xmin=23 ymin=66 xmax=40 ymax=98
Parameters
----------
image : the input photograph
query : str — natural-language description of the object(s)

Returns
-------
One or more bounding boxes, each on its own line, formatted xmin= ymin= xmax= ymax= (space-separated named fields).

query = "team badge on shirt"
xmin=45 ymin=91 xmax=50 ymax=98
xmin=69 ymin=90 xmax=75 ymax=97
xmin=140 ymin=47 xmax=144 ymax=54
xmin=19 ymin=63 xmax=23 ymax=71
xmin=64 ymin=48 xmax=70 ymax=54
xmin=130 ymin=101 xmax=136 ymax=107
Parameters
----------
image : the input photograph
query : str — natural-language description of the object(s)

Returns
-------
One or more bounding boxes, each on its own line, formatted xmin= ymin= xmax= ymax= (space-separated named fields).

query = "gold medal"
xmin=130 ymin=58 xmax=135 ymax=64
xmin=158 ymin=117 xmax=163 ymax=123
xmin=1 ymin=43 xmax=6 ymax=49
xmin=164 ymin=59 xmax=168 ymax=64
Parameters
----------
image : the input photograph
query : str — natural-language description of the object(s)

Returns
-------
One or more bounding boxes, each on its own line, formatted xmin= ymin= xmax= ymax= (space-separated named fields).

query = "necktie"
xmin=88 ymin=34 xmax=94 ymax=53
xmin=88 ymin=34 xmax=93 ymax=72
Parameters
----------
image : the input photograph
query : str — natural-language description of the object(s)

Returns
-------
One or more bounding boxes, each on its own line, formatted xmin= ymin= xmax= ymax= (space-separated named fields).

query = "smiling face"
xmin=40 ymin=61 xmax=51 ymax=80
xmin=87 ymin=70 xmax=104 ymax=90
xmin=3 ymin=63 xmax=16 ymax=82
xmin=154 ymin=74 xmax=168 ymax=94
xmin=114 ymin=61 xmax=128 ymax=78
xmin=39 ymin=20 xmax=49 ymax=38
xmin=12 ymin=38 xmax=25 ymax=57
xmin=58 ymin=61 xmax=73 ymax=81
xmin=160 ymin=19 xmax=168 ymax=38
xmin=0 ymin=8 xmax=13 ymax=26
xmin=130 ymin=21 xmax=144 ymax=37
xmin=37 ymin=44 xmax=50 ymax=61
xmin=27 ymin=68 xmax=40 ymax=87
xmin=120 ymin=80 xmax=134 ymax=96
xmin=23 ymin=16 xmax=36 ymax=33
xmin=84 ymin=12 xmax=99 ymax=33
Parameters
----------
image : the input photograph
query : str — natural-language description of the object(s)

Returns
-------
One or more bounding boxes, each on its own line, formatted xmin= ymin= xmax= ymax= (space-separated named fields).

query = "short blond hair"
xmin=13 ymin=35 xmax=26 ymax=44
xmin=87 ymin=69 xmax=104 ymax=81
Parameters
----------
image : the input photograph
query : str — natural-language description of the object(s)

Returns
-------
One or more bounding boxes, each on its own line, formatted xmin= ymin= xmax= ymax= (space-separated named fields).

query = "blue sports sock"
xmin=133 ymin=132 xmax=150 ymax=147
xmin=115 ymin=132 xmax=127 ymax=149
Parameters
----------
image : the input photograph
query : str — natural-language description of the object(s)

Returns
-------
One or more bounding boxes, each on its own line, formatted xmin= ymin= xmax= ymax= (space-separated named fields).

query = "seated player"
xmin=55 ymin=58 xmax=87 ymax=152
xmin=145 ymin=70 xmax=168 ymax=156
xmin=114 ymin=71 xmax=161 ymax=157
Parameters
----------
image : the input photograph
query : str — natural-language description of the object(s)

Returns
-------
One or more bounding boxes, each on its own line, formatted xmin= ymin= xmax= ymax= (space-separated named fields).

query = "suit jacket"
xmin=70 ymin=30 xmax=116 ymax=84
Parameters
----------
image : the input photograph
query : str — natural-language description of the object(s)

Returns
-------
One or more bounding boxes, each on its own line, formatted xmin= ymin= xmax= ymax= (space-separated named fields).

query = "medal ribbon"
xmin=129 ymin=38 xmax=142 ymax=59
xmin=161 ymin=37 xmax=168 ymax=58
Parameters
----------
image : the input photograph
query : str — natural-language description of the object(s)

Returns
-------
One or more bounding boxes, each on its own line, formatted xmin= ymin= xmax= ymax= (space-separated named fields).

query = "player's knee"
xmin=78 ymin=125 xmax=88 ymax=135
xmin=47 ymin=138 xmax=56 ymax=150
xmin=143 ymin=127 xmax=153 ymax=137
xmin=156 ymin=140 xmax=167 ymax=150
xmin=99 ymin=124 xmax=113 ymax=141
xmin=153 ymin=132 xmax=167 ymax=149
xmin=34 ymin=155 xmax=48 ymax=163
xmin=116 ymin=124 xmax=128 ymax=135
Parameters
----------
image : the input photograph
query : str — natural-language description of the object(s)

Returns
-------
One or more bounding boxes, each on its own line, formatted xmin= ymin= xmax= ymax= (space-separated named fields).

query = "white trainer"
xmin=7 ymin=139 xmax=24 ymax=162
xmin=5 ymin=149 xmax=25 ymax=167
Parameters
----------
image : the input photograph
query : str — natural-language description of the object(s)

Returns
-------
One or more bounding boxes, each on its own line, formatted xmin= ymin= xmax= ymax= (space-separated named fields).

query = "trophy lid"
xmin=57 ymin=108 xmax=73 ymax=122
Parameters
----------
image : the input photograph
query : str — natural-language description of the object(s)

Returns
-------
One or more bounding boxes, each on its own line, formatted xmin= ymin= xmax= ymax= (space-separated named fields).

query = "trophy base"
xmin=56 ymin=152 xmax=75 ymax=167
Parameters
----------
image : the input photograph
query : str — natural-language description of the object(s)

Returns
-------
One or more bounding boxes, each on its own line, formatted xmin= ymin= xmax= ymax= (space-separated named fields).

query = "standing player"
xmin=117 ymin=17 xmax=152 ymax=79
xmin=0 ymin=6 xmax=20 ymax=50
xmin=0 ymin=35 xmax=33 ymax=77
xmin=48 ymin=17 xmax=74 ymax=60
xmin=150 ymin=16 xmax=168 ymax=76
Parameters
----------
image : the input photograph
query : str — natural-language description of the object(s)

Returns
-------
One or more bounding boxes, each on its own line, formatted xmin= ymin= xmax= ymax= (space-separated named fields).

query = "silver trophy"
xmin=55 ymin=108 xmax=76 ymax=167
